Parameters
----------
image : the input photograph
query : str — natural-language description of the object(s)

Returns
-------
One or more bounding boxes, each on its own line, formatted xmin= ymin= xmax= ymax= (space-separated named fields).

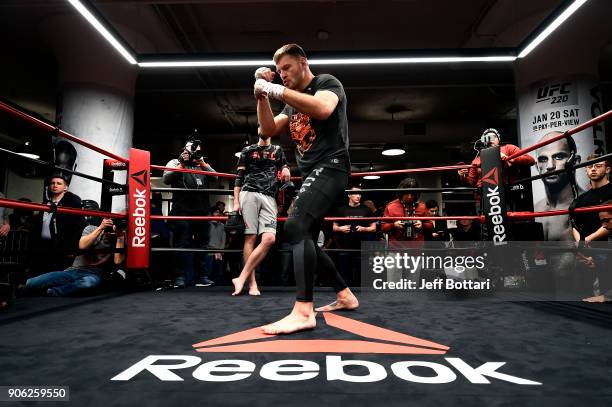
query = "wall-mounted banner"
xmin=518 ymin=75 xmax=606 ymax=241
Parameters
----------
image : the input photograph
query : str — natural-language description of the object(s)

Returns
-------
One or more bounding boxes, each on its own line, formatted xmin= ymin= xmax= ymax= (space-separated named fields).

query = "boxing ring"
xmin=1 ymin=100 xmax=612 ymax=406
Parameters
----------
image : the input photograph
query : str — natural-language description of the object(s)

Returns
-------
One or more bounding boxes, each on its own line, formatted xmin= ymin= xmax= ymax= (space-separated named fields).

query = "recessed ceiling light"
xmin=382 ymin=144 xmax=405 ymax=156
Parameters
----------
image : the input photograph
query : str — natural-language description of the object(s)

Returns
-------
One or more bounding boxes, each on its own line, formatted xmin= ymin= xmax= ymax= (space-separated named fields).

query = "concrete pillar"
xmin=41 ymin=13 xmax=137 ymax=210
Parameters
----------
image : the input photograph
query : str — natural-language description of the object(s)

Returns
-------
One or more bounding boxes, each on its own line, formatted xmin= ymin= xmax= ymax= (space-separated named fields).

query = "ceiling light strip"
xmin=66 ymin=0 xmax=588 ymax=68
xmin=65 ymin=0 xmax=137 ymax=65
xmin=518 ymin=0 xmax=589 ymax=58
xmin=138 ymin=55 xmax=516 ymax=68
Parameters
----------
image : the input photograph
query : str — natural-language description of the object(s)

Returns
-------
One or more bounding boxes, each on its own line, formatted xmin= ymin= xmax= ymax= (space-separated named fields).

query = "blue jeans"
xmin=25 ymin=268 xmax=103 ymax=296
xmin=204 ymin=254 xmax=224 ymax=283
xmin=172 ymin=219 xmax=210 ymax=285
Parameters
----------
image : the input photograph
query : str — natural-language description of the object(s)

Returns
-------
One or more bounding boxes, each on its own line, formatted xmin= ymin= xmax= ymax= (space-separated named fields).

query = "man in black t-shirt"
xmin=583 ymin=199 xmax=612 ymax=303
xmin=450 ymin=219 xmax=482 ymax=242
xmin=333 ymin=186 xmax=376 ymax=284
xmin=252 ymin=43 xmax=359 ymax=335
xmin=423 ymin=200 xmax=449 ymax=242
xmin=334 ymin=186 xmax=375 ymax=248
xmin=570 ymin=155 xmax=611 ymax=243
xmin=570 ymin=154 xmax=611 ymax=299
xmin=231 ymin=135 xmax=290 ymax=296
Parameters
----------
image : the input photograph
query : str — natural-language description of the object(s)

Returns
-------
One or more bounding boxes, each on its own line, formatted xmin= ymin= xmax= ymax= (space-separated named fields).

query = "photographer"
xmin=333 ymin=186 xmax=376 ymax=284
xmin=23 ymin=218 xmax=125 ymax=296
xmin=163 ymin=135 xmax=218 ymax=287
xmin=382 ymin=177 xmax=432 ymax=243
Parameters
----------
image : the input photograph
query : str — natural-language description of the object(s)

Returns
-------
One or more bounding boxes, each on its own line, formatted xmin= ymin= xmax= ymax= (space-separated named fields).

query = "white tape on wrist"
xmin=254 ymin=79 xmax=285 ymax=100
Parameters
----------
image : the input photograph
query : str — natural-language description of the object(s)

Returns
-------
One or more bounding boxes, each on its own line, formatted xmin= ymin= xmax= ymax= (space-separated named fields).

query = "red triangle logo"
xmin=482 ymin=167 xmax=499 ymax=186
xmin=192 ymin=312 xmax=449 ymax=355
xmin=130 ymin=169 xmax=148 ymax=187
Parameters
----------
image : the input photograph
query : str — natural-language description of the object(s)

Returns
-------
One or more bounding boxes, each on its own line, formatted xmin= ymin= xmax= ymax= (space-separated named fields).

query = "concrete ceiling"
xmin=1 ymin=0 xmax=611 ymax=174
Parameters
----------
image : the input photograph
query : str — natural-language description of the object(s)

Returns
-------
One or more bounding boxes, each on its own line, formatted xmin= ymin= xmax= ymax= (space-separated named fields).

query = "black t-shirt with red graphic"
xmin=281 ymin=74 xmax=350 ymax=176
xmin=237 ymin=143 xmax=288 ymax=197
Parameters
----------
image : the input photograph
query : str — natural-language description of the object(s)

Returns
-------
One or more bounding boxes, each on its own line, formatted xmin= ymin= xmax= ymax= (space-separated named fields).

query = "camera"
xmin=114 ymin=219 xmax=128 ymax=232
xmin=180 ymin=139 xmax=203 ymax=163
xmin=105 ymin=219 xmax=128 ymax=234
xmin=350 ymin=224 xmax=358 ymax=233
xmin=402 ymin=220 xmax=416 ymax=239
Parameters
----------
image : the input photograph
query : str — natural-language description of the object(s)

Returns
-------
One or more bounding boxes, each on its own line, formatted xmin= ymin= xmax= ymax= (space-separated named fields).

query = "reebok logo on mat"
xmin=111 ymin=313 xmax=541 ymax=385
xmin=192 ymin=312 xmax=449 ymax=354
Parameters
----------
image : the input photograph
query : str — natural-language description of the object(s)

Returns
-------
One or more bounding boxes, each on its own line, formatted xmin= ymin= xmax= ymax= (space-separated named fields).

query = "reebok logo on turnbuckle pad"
xmin=131 ymin=169 xmax=148 ymax=187
xmin=481 ymin=167 xmax=499 ymax=186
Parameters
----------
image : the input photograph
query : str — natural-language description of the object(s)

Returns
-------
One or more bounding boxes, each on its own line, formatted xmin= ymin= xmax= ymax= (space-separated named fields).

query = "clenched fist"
xmin=254 ymin=67 xmax=275 ymax=82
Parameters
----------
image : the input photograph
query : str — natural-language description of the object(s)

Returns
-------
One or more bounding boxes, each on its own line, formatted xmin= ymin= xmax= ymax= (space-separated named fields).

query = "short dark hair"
xmin=425 ymin=200 xmax=439 ymax=209
xmin=586 ymin=153 xmax=611 ymax=168
xmin=398 ymin=177 xmax=419 ymax=190
xmin=273 ymin=44 xmax=307 ymax=64
xmin=47 ymin=171 xmax=69 ymax=184
xmin=397 ymin=177 xmax=419 ymax=199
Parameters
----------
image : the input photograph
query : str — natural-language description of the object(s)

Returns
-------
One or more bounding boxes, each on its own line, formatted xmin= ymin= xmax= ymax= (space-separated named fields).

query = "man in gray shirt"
xmin=24 ymin=218 xmax=125 ymax=296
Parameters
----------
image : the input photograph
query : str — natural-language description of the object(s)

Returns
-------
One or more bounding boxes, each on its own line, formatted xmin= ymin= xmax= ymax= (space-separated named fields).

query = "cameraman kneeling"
xmin=24 ymin=218 xmax=125 ymax=296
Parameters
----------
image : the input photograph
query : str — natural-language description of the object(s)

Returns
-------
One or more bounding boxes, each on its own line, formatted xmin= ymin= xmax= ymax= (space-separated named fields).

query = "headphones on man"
xmin=480 ymin=128 xmax=501 ymax=146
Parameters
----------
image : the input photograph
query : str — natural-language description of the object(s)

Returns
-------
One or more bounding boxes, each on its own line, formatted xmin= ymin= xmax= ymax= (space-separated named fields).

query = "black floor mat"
xmin=1 ymin=288 xmax=611 ymax=406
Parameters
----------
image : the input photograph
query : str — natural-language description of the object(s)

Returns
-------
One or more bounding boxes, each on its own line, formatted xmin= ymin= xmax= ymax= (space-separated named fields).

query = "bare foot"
xmin=261 ymin=311 xmax=317 ymax=335
xmin=231 ymin=278 xmax=244 ymax=296
xmin=315 ymin=297 xmax=359 ymax=312
xmin=583 ymin=295 xmax=606 ymax=303
xmin=315 ymin=289 xmax=359 ymax=312
xmin=248 ymin=286 xmax=261 ymax=296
